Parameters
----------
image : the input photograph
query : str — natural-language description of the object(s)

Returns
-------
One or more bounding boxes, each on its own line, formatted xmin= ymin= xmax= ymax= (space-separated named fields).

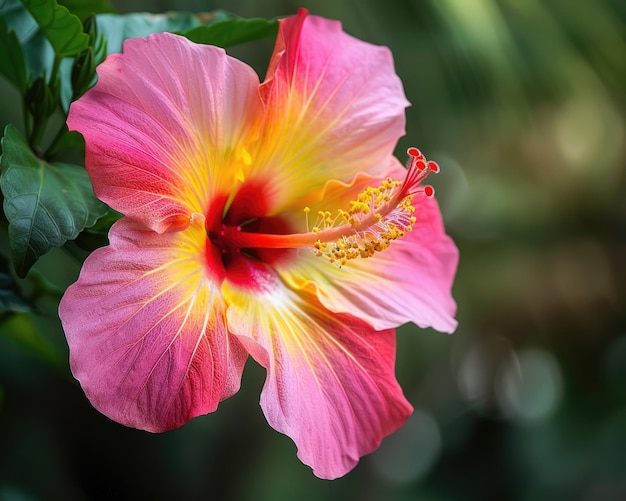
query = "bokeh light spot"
xmin=370 ymin=410 xmax=442 ymax=484
xmin=496 ymin=347 xmax=563 ymax=423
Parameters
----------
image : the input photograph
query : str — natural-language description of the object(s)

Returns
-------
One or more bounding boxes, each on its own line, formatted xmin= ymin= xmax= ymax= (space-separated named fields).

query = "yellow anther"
xmin=307 ymin=170 xmax=423 ymax=267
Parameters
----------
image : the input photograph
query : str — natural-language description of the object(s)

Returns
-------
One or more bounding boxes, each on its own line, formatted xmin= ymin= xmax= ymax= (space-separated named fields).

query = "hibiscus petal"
xmin=59 ymin=216 xmax=247 ymax=431
xmin=223 ymin=278 xmax=412 ymax=479
xmin=67 ymin=32 xmax=261 ymax=233
xmin=280 ymin=186 xmax=459 ymax=334
xmin=253 ymin=9 xmax=410 ymax=212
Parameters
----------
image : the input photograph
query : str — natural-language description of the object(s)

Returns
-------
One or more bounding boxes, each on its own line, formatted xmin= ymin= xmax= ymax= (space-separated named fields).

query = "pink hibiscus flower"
xmin=60 ymin=9 xmax=458 ymax=479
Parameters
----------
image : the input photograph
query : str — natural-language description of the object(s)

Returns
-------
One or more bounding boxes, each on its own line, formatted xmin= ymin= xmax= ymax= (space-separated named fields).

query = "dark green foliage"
xmin=58 ymin=0 xmax=115 ymax=21
xmin=0 ymin=16 xmax=27 ymax=91
xmin=20 ymin=0 xmax=89 ymax=58
xmin=0 ymin=125 xmax=107 ymax=277
xmin=183 ymin=16 xmax=279 ymax=47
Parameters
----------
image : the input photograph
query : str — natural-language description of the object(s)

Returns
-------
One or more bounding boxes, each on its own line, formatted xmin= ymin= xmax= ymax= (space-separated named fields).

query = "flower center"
xmin=208 ymin=148 xmax=439 ymax=269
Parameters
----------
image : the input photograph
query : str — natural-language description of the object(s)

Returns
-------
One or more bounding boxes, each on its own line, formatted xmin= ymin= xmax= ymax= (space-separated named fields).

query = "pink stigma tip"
xmin=424 ymin=185 xmax=435 ymax=198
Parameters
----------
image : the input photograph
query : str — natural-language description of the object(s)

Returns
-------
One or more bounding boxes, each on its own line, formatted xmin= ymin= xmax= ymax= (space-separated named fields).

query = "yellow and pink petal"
xmin=250 ymin=9 xmax=411 ymax=214
xmin=223 ymin=277 xmax=412 ymax=479
xmin=67 ymin=33 xmax=262 ymax=234
xmin=59 ymin=217 xmax=248 ymax=432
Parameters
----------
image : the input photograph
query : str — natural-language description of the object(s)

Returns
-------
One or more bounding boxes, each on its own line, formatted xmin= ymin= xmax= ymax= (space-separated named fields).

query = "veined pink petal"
xmin=252 ymin=9 xmax=410 ymax=213
xmin=67 ymin=33 xmax=261 ymax=233
xmin=278 ymin=163 xmax=459 ymax=333
xmin=59 ymin=217 xmax=247 ymax=431
xmin=223 ymin=278 xmax=412 ymax=479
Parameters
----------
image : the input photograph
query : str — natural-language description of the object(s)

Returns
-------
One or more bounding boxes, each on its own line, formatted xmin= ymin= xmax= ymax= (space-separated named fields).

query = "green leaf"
xmin=1 ymin=0 xmax=54 ymax=83
xmin=58 ymin=0 xmax=115 ymax=22
xmin=0 ymin=125 xmax=107 ymax=277
xmin=3 ymin=2 xmax=232 ymax=74
xmin=20 ymin=0 xmax=89 ymax=58
xmin=183 ymin=17 xmax=279 ymax=48
xmin=1 ymin=2 xmax=247 ymax=110
xmin=0 ymin=16 xmax=27 ymax=90
xmin=94 ymin=10 xmax=231 ymax=54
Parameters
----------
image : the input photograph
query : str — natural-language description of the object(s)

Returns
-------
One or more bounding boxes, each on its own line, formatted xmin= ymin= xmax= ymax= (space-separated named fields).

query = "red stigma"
xmin=427 ymin=161 xmax=440 ymax=173
xmin=407 ymin=147 xmax=422 ymax=158
xmin=402 ymin=146 xmax=441 ymax=197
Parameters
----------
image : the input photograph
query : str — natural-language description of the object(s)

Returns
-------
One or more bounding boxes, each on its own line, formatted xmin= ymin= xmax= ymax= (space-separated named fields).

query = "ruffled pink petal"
xmin=279 ymin=162 xmax=459 ymax=333
xmin=223 ymin=278 xmax=412 ymax=479
xmin=59 ymin=217 xmax=248 ymax=431
xmin=67 ymin=32 xmax=261 ymax=233
xmin=252 ymin=9 xmax=410 ymax=213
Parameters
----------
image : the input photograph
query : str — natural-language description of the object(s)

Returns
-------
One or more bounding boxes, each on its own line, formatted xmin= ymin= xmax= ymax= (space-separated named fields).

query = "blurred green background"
xmin=1 ymin=0 xmax=625 ymax=499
